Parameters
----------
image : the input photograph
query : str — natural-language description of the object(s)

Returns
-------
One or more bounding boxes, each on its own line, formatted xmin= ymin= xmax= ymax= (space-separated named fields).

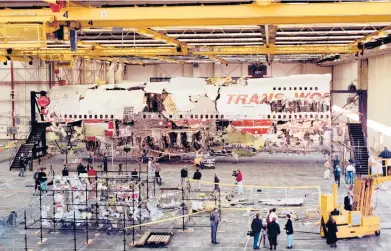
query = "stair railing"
xmin=8 ymin=142 xmax=21 ymax=169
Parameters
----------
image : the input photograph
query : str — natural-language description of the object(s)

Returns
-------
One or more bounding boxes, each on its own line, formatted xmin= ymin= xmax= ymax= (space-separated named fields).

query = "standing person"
xmin=213 ymin=173 xmax=220 ymax=193
xmin=266 ymin=209 xmax=272 ymax=226
xmin=18 ymin=154 xmax=26 ymax=177
xmin=131 ymin=168 xmax=138 ymax=181
xmin=284 ymin=214 xmax=294 ymax=249
xmin=33 ymin=168 xmax=40 ymax=195
xmin=334 ymin=165 xmax=341 ymax=187
xmin=118 ymin=163 xmax=123 ymax=175
xmin=210 ymin=207 xmax=220 ymax=244
xmin=180 ymin=166 xmax=188 ymax=186
xmin=193 ymin=168 xmax=202 ymax=191
xmin=155 ymin=162 xmax=162 ymax=185
xmin=103 ymin=154 xmax=108 ymax=173
xmin=379 ymin=146 xmax=391 ymax=176
xmin=77 ymin=162 xmax=86 ymax=176
xmin=251 ymin=212 xmax=263 ymax=250
xmin=326 ymin=215 xmax=338 ymax=248
xmin=87 ymin=154 xmax=93 ymax=165
xmin=267 ymin=217 xmax=280 ymax=250
xmin=236 ymin=169 xmax=243 ymax=195
xmin=38 ymin=157 xmax=41 ymax=167
xmin=38 ymin=168 xmax=48 ymax=193
xmin=324 ymin=159 xmax=331 ymax=179
xmin=269 ymin=208 xmax=279 ymax=224
xmin=346 ymin=163 xmax=355 ymax=185
xmin=62 ymin=165 xmax=69 ymax=177
xmin=28 ymin=151 xmax=33 ymax=171
xmin=332 ymin=155 xmax=339 ymax=170
xmin=344 ymin=192 xmax=353 ymax=211
xmin=87 ymin=166 xmax=97 ymax=184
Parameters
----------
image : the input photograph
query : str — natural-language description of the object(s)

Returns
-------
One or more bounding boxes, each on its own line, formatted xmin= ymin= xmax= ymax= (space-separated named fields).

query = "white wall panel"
xmin=367 ymin=54 xmax=391 ymax=150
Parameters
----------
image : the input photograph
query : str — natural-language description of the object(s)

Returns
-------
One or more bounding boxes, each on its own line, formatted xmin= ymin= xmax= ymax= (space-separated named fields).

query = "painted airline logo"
xmin=227 ymin=92 xmax=330 ymax=104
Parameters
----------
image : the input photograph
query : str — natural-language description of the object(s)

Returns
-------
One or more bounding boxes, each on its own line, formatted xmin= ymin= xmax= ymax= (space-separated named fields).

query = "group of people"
xmin=18 ymin=152 xmax=41 ymax=177
xmin=324 ymin=156 xmax=356 ymax=187
xmin=250 ymin=209 xmax=294 ymax=250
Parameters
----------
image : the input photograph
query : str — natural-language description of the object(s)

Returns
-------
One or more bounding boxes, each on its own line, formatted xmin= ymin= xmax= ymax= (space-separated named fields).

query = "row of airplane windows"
xmin=57 ymin=113 xmax=330 ymax=120
xmin=272 ymin=86 xmax=320 ymax=91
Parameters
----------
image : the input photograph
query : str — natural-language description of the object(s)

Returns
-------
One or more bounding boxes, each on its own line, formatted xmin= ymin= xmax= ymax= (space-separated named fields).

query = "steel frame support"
xmin=3 ymin=45 xmax=358 ymax=58
xmin=135 ymin=28 xmax=188 ymax=54
xmin=10 ymin=61 xmax=15 ymax=140
xmin=0 ymin=2 xmax=390 ymax=26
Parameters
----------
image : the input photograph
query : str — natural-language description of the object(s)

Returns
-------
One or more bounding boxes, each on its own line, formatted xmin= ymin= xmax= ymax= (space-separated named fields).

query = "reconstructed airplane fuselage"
xmin=45 ymin=74 xmax=331 ymax=156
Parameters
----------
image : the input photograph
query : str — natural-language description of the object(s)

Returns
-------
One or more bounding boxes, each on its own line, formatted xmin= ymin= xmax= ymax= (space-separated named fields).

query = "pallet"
xmin=133 ymin=231 xmax=151 ymax=246
xmin=147 ymin=234 xmax=171 ymax=245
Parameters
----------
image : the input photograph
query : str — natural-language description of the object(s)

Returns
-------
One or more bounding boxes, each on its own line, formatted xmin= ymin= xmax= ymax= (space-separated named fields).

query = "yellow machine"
xmin=319 ymin=174 xmax=391 ymax=238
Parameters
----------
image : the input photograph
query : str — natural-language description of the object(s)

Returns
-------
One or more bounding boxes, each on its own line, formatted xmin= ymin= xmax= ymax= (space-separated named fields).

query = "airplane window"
xmin=221 ymin=115 xmax=224 ymax=119
xmin=110 ymin=115 xmax=114 ymax=119
xmin=94 ymin=115 xmax=97 ymax=119
xmin=289 ymin=87 xmax=292 ymax=90
xmin=100 ymin=115 xmax=103 ymax=119
xmin=283 ymin=87 xmax=286 ymax=91
xmin=105 ymin=115 xmax=108 ymax=119
xmin=158 ymin=115 xmax=161 ymax=118
xmin=278 ymin=87 xmax=281 ymax=91
xmin=299 ymin=87 xmax=302 ymax=90
xmin=273 ymin=87 xmax=276 ymax=91
xmin=267 ymin=115 xmax=270 ymax=119
xmin=305 ymin=114 xmax=308 ymax=118
xmin=315 ymin=87 xmax=318 ymax=90
xmin=294 ymin=87 xmax=297 ymax=90
xmin=64 ymin=115 xmax=67 ymax=119
xmin=215 ymin=115 xmax=219 ymax=119
xmin=320 ymin=115 xmax=324 ymax=119
xmin=289 ymin=115 xmax=292 ymax=119
xmin=273 ymin=115 xmax=276 ymax=119
xmin=294 ymin=115 xmax=297 ymax=119
xmin=326 ymin=115 xmax=329 ymax=119
xmin=278 ymin=115 xmax=281 ymax=119
xmin=84 ymin=115 xmax=87 ymax=119
xmin=79 ymin=115 xmax=82 ymax=119
xmin=310 ymin=114 xmax=313 ymax=118
xmin=89 ymin=115 xmax=92 ymax=119
xmin=143 ymin=114 xmax=146 ymax=119
xmin=195 ymin=115 xmax=198 ymax=119
xmin=169 ymin=115 xmax=172 ymax=118
xmin=201 ymin=115 xmax=204 ymax=119
xmin=179 ymin=115 xmax=183 ymax=119
xmin=304 ymin=87 xmax=307 ymax=91
xmin=299 ymin=115 xmax=302 ymax=118
xmin=190 ymin=115 xmax=194 ymax=119
xmin=205 ymin=115 xmax=209 ymax=119
xmin=310 ymin=87 xmax=313 ymax=90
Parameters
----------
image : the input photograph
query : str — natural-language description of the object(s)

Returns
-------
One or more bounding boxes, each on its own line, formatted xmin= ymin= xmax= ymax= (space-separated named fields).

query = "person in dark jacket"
xmin=77 ymin=162 xmax=86 ymax=176
xmin=344 ymin=192 xmax=353 ymax=211
xmin=38 ymin=168 xmax=48 ymax=193
xmin=379 ymin=147 xmax=391 ymax=176
xmin=180 ymin=167 xmax=188 ymax=186
xmin=62 ymin=165 xmax=69 ymax=177
xmin=267 ymin=217 xmax=280 ymax=250
xmin=103 ymin=154 xmax=108 ymax=173
xmin=284 ymin=214 xmax=294 ymax=249
xmin=213 ymin=173 xmax=220 ymax=193
xmin=326 ymin=215 xmax=338 ymax=248
xmin=18 ymin=154 xmax=26 ymax=177
xmin=210 ymin=206 xmax=220 ymax=244
xmin=33 ymin=168 xmax=40 ymax=195
xmin=251 ymin=212 xmax=263 ymax=250
xmin=193 ymin=169 xmax=202 ymax=191
xmin=131 ymin=168 xmax=138 ymax=181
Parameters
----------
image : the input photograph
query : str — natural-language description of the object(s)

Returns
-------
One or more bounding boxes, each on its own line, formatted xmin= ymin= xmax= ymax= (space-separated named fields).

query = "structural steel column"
xmin=10 ymin=60 xmax=15 ymax=140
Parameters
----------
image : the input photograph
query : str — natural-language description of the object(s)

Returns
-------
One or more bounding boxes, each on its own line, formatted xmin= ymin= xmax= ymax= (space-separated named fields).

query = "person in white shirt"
xmin=346 ymin=164 xmax=355 ymax=185
xmin=324 ymin=159 xmax=331 ymax=179
xmin=269 ymin=208 xmax=279 ymax=224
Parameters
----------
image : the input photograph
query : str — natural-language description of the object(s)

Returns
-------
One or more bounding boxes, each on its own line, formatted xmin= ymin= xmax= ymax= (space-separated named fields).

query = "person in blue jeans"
xmin=210 ymin=207 xmax=220 ymax=244
xmin=285 ymin=214 xmax=294 ymax=249
xmin=251 ymin=212 xmax=263 ymax=249
xmin=346 ymin=164 xmax=355 ymax=185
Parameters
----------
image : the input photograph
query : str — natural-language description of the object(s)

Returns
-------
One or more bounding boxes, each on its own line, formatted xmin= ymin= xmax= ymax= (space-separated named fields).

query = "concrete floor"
xmin=1 ymin=152 xmax=391 ymax=251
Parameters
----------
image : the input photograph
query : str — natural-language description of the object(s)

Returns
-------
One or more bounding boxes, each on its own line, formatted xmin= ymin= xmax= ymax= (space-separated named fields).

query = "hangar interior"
xmin=0 ymin=1 xmax=391 ymax=251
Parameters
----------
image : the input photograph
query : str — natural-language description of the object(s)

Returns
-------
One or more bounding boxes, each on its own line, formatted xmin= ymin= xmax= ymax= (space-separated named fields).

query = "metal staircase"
xmin=9 ymin=123 xmax=50 ymax=170
xmin=347 ymin=123 xmax=369 ymax=175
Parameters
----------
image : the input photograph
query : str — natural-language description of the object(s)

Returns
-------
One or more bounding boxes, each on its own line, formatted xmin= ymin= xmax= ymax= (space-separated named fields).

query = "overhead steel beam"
xmin=203 ymin=55 xmax=228 ymax=64
xmin=2 ymin=45 xmax=358 ymax=57
xmin=0 ymin=2 xmax=391 ymax=26
xmin=353 ymin=25 xmax=391 ymax=45
xmin=135 ymin=28 xmax=188 ymax=54
xmin=192 ymin=45 xmax=358 ymax=55
xmin=141 ymin=56 xmax=184 ymax=64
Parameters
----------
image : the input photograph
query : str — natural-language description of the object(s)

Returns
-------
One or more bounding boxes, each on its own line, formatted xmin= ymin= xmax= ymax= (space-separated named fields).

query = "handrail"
xmin=8 ymin=142 xmax=21 ymax=168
